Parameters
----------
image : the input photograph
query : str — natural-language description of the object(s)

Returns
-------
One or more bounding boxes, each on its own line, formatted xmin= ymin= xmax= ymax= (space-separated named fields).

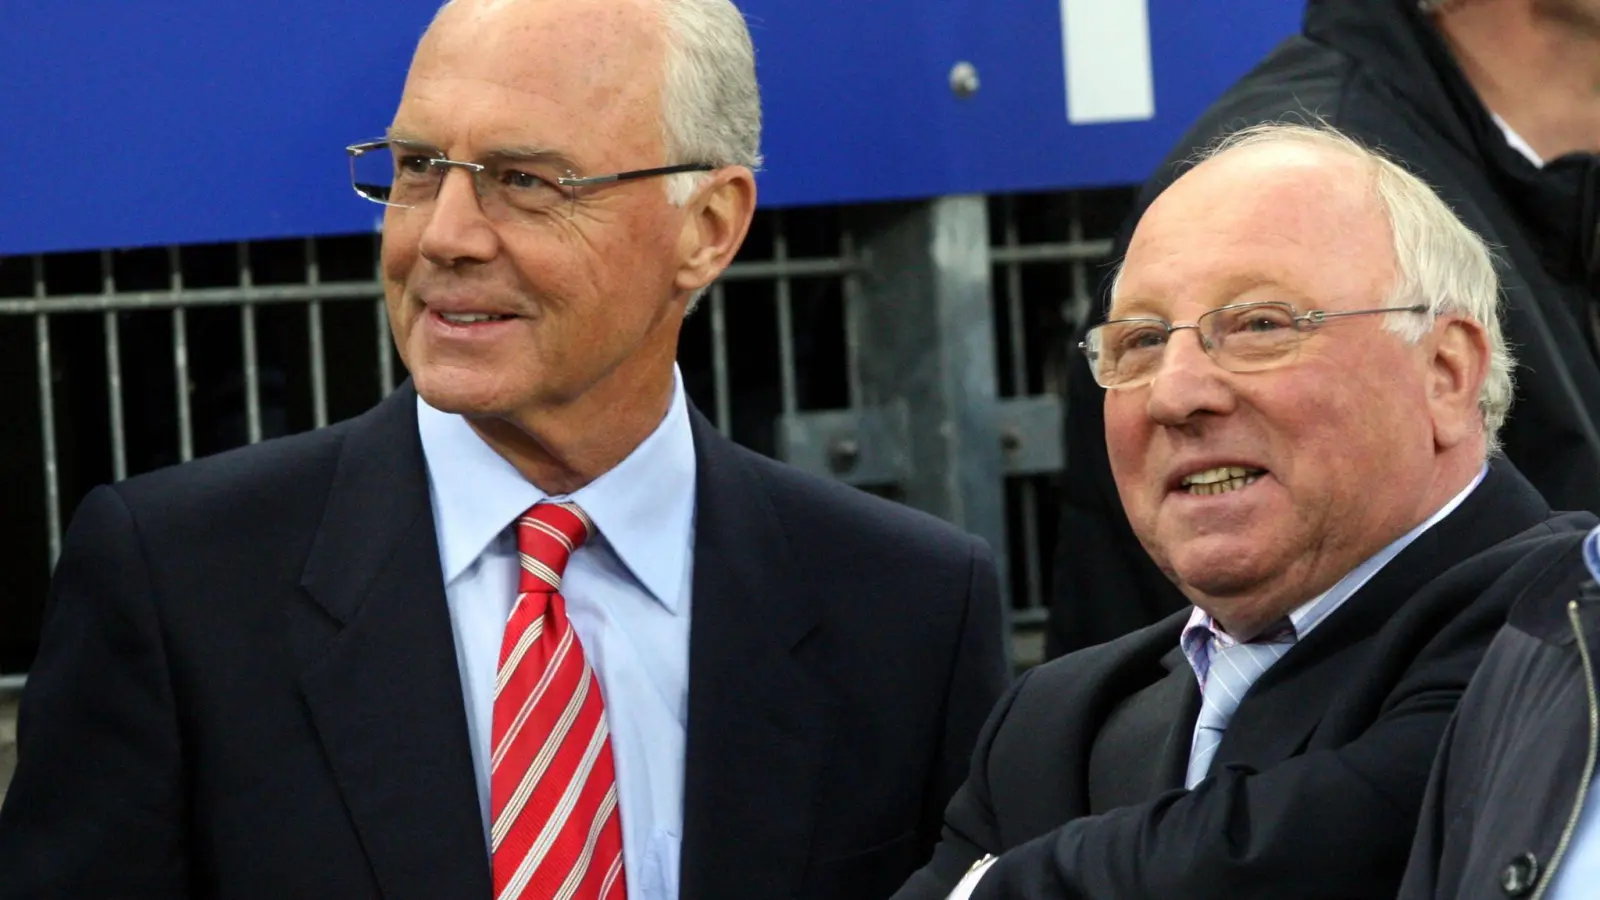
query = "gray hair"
xmin=656 ymin=0 xmax=763 ymax=311
xmin=656 ymin=0 xmax=763 ymax=206
xmin=1114 ymin=122 xmax=1514 ymax=455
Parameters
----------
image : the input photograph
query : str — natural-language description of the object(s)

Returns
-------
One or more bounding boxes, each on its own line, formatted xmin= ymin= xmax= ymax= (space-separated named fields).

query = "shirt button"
xmin=1499 ymin=852 xmax=1540 ymax=897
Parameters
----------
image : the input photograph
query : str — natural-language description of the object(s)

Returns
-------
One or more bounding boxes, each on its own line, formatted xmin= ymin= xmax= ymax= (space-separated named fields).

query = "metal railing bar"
xmin=238 ymin=245 xmax=263 ymax=445
xmin=306 ymin=240 xmax=329 ymax=429
xmin=839 ymin=230 xmax=863 ymax=410
xmin=989 ymin=239 xmax=1114 ymax=265
xmin=716 ymin=256 xmax=857 ymax=282
xmin=0 ymin=257 xmax=859 ymax=319
xmin=102 ymin=251 xmax=128 ymax=482
xmin=375 ymin=234 xmax=395 ymax=396
xmin=709 ymin=282 xmax=732 ymax=437
xmin=171 ymin=248 xmax=195 ymax=463
xmin=774 ymin=218 xmax=798 ymax=417
xmin=34 ymin=257 xmax=61 ymax=567
xmin=1067 ymin=195 xmax=1094 ymax=330
xmin=0 ymin=281 xmax=384 ymax=316
xmin=1001 ymin=200 xmax=1047 ymax=614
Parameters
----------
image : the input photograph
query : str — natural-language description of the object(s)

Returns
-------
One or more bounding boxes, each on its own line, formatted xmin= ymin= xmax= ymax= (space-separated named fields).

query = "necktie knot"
xmin=515 ymin=502 xmax=595 ymax=594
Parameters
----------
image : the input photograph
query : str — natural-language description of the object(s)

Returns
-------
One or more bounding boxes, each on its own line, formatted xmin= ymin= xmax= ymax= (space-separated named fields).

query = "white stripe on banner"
xmin=1060 ymin=0 xmax=1156 ymax=124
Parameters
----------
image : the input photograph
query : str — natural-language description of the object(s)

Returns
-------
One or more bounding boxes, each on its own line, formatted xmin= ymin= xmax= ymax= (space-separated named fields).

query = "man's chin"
xmin=412 ymin=371 xmax=515 ymax=418
xmin=1166 ymin=546 xmax=1274 ymax=603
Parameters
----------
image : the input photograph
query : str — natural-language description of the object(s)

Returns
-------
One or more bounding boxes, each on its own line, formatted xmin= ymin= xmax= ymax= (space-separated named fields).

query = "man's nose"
xmin=1144 ymin=327 xmax=1236 ymax=425
xmin=417 ymin=168 xmax=498 ymax=268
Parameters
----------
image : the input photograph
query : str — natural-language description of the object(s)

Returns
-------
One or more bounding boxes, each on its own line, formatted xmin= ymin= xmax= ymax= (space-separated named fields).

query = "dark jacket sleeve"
xmin=895 ymin=668 xmax=1036 ymax=900
xmin=975 ymin=570 xmax=1514 ymax=900
xmin=0 ymin=486 xmax=190 ymax=899
xmin=919 ymin=538 xmax=1013 ymax=862
xmin=1394 ymin=710 xmax=1458 ymax=900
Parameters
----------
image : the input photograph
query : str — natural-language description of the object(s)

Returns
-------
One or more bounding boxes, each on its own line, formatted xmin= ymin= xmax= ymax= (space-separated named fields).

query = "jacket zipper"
xmin=1530 ymin=600 xmax=1600 ymax=900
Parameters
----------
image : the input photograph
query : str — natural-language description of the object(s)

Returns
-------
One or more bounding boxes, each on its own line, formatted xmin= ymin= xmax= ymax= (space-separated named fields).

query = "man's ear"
xmin=674 ymin=166 xmax=758 ymax=295
xmin=1427 ymin=316 xmax=1491 ymax=450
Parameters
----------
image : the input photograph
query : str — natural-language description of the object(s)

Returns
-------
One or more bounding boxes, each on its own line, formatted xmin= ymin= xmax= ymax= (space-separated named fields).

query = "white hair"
xmin=654 ymin=0 xmax=763 ymax=310
xmin=656 ymin=0 xmax=763 ymax=205
xmin=1112 ymin=122 xmax=1514 ymax=455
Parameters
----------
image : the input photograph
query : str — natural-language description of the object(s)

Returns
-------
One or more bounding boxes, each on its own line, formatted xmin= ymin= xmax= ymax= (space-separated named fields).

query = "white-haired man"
xmin=893 ymin=123 xmax=1596 ymax=900
xmin=0 ymin=1 xmax=1007 ymax=898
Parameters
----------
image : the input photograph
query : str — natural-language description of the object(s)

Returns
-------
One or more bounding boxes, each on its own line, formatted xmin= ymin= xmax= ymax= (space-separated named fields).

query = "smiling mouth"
xmin=1180 ymin=466 xmax=1265 ymax=496
xmin=436 ymin=311 xmax=516 ymax=325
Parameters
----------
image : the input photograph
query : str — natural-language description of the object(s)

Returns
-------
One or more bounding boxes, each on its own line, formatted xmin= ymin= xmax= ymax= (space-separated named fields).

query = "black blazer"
xmin=0 ymin=383 xmax=1009 ymax=900
xmin=895 ymin=462 xmax=1596 ymax=900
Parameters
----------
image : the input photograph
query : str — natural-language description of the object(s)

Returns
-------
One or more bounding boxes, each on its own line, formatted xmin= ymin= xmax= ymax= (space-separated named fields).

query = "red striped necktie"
xmin=490 ymin=501 xmax=627 ymax=900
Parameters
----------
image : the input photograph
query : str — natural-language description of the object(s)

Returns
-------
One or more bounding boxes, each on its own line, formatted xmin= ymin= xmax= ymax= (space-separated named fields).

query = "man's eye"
xmin=1121 ymin=328 xmax=1168 ymax=351
xmin=1241 ymin=315 xmax=1288 ymax=332
xmin=501 ymin=168 xmax=555 ymax=192
xmin=395 ymin=156 xmax=435 ymax=178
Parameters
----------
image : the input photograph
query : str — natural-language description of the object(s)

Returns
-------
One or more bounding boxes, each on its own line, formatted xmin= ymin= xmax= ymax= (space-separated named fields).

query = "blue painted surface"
xmin=0 ymin=1 xmax=1300 ymax=253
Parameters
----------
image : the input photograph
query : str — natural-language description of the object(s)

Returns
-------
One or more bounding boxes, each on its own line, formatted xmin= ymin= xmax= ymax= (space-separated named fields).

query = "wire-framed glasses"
xmin=345 ymin=139 xmax=716 ymax=218
xmin=1079 ymin=300 xmax=1431 ymax=389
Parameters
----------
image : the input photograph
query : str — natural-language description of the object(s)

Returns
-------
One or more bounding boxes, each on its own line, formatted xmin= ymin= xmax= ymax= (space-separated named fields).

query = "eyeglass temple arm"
xmin=1301 ymin=303 xmax=1429 ymax=325
xmin=558 ymin=163 xmax=716 ymax=187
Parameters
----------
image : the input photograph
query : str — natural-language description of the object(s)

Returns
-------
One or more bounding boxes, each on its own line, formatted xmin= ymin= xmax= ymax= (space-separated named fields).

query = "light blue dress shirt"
xmin=1542 ymin=525 xmax=1600 ymax=899
xmin=1178 ymin=464 xmax=1488 ymax=784
xmin=416 ymin=368 xmax=696 ymax=900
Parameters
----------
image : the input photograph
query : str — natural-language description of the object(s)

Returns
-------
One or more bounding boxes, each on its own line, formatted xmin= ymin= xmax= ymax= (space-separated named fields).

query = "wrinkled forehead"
xmin=1111 ymin=146 xmax=1394 ymax=320
xmin=396 ymin=0 xmax=667 ymax=163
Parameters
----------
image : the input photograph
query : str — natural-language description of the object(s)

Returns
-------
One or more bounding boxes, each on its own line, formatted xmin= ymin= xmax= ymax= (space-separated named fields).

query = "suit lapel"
xmin=293 ymin=384 xmax=491 ymax=900
xmin=1088 ymin=645 xmax=1199 ymax=812
xmin=679 ymin=410 xmax=833 ymax=900
xmin=1216 ymin=460 xmax=1550 ymax=775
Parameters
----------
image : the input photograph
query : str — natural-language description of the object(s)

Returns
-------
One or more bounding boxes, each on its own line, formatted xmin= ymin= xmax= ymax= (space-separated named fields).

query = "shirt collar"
xmin=417 ymin=367 xmax=697 ymax=614
xmin=1492 ymin=112 xmax=1545 ymax=168
xmin=1181 ymin=462 xmax=1489 ymax=670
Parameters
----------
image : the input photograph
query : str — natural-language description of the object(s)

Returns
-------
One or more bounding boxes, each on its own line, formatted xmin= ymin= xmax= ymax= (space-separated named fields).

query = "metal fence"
xmin=0 ymin=188 xmax=1133 ymax=688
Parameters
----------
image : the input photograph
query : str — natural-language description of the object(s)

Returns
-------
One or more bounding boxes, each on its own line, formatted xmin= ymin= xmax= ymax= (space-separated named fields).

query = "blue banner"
xmin=0 ymin=1 xmax=1299 ymax=254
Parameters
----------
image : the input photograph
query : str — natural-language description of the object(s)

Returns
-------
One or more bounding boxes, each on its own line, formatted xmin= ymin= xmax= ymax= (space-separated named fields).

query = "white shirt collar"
xmin=416 ymin=367 xmax=697 ymax=613
xmin=1493 ymin=112 xmax=1545 ymax=168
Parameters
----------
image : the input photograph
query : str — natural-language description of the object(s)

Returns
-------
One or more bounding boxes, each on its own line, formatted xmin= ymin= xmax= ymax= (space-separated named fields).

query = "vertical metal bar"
xmin=306 ymin=239 xmax=329 ymax=428
xmin=709 ymin=282 xmax=732 ymax=436
xmin=170 ymin=248 xmax=194 ymax=463
xmin=774 ymin=215 xmax=799 ymax=416
xmin=375 ymin=234 xmax=395 ymax=395
xmin=1004 ymin=199 xmax=1044 ymax=614
xmin=1003 ymin=199 xmax=1030 ymax=395
xmin=102 ymin=250 xmax=128 ymax=482
xmin=1067 ymin=193 xmax=1091 ymax=328
xmin=840 ymin=229 xmax=863 ymax=410
xmin=235 ymin=244 xmax=263 ymax=445
xmin=34 ymin=257 xmax=61 ymax=567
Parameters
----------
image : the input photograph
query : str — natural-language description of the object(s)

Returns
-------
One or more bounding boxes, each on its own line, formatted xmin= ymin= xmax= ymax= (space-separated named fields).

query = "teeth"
xmin=1182 ymin=466 xmax=1252 ymax=486
xmin=1181 ymin=466 xmax=1263 ymax=496
xmin=439 ymin=312 xmax=509 ymax=324
xmin=1186 ymin=474 xmax=1260 ymax=496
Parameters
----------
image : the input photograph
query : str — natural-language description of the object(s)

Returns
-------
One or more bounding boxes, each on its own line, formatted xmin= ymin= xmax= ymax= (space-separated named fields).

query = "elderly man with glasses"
xmin=0 ymin=1 xmax=1009 ymax=898
xmin=892 ymin=122 xmax=1597 ymax=900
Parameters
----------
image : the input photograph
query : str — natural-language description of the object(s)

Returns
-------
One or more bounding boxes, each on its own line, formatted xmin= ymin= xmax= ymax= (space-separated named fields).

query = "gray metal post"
xmin=849 ymin=196 xmax=1013 ymax=655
